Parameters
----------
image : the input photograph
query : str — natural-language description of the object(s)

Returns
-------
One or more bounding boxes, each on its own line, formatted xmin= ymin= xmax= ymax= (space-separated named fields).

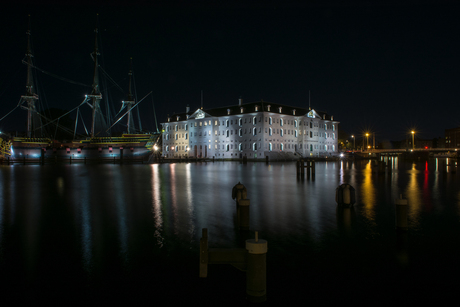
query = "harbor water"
xmin=0 ymin=159 xmax=459 ymax=304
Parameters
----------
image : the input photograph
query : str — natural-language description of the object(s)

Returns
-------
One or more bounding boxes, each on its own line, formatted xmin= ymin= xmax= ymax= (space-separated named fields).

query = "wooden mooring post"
xmin=199 ymin=228 xmax=267 ymax=303
xmin=232 ymin=182 xmax=250 ymax=230
xmin=200 ymin=182 xmax=267 ymax=302
xmin=297 ymin=159 xmax=315 ymax=180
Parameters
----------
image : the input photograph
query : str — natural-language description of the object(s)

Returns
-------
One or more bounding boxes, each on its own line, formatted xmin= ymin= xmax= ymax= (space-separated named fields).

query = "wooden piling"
xmin=395 ymin=195 xmax=408 ymax=231
xmin=238 ymin=199 xmax=250 ymax=230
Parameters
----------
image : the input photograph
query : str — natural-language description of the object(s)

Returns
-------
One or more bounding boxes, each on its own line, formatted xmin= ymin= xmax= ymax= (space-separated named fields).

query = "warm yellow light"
xmin=411 ymin=131 xmax=414 ymax=134
xmin=351 ymin=135 xmax=354 ymax=138
xmin=366 ymin=133 xmax=369 ymax=137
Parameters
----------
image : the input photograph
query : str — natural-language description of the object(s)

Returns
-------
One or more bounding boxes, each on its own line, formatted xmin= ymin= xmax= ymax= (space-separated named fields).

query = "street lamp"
xmin=351 ymin=135 xmax=355 ymax=151
xmin=366 ymin=133 xmax=369 ymax=151
xmin=411 ymin=131 xmax=415 ymax=150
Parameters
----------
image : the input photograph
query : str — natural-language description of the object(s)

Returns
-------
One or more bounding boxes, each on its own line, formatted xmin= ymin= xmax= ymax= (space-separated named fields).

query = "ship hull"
xmin=8 ymin=134 xmax=160 ymax=160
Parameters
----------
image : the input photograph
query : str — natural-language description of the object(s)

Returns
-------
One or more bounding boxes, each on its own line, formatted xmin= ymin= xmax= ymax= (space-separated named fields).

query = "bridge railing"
xmin=360 ymin=148 xmax=459 ymax=154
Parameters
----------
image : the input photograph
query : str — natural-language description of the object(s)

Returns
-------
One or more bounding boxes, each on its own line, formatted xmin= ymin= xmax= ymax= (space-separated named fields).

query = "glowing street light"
xmin=366 ymin=133 xmax=369 ymax=150
xmin=411 ymin=131 xmax=415 ymax=150
xmin=351 ymin=135 xmax=355 ymax=150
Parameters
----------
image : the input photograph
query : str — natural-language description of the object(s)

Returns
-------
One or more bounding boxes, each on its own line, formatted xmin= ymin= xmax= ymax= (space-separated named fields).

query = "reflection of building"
xmin=445 ymin=127 xmax=460 ymax=147
xmin=161 ymin=99 xmax=339 ymax=159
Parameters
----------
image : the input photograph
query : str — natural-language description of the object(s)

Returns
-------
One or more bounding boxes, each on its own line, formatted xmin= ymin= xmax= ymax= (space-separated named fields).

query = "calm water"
xmin=0 ymin=159 xmax=459 ymax=304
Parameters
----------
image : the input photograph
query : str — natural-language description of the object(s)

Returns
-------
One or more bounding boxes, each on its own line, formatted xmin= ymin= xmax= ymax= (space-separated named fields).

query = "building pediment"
xmin=189 ymin=109 xmax=211 ymax=119
xmin=306 ymin=109 xmax=321 ymax=119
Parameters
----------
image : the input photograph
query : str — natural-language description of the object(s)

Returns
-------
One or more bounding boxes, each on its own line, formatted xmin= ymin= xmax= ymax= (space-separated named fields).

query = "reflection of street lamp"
xmin=411 ymin=131 xmax=415 ymax=149
xmin=351 ymin=135 xmax=355 ymax=150
xmin=366 ymin=133 xmax=369 ymax=150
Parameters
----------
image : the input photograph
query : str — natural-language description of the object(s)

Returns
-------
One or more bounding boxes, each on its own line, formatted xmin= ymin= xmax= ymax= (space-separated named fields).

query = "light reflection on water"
xmin=151 ymin=164 xmax=164 ymax=248
xmin=0 ymin=159 xmax=459 ymax=303
xmin=361 ymin=161 xmax=376 ymax=223
xmin=406 ymin=163 xmax=422 ymax=229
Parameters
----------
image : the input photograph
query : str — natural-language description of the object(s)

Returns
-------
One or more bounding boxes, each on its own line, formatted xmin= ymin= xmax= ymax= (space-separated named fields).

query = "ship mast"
xmin=87 ymin=16 xmax=103 ymax=137
xmin=122 ymin=58 xmax=135 ymax=134
xmin=20 ymin=15 xmax=39 ymax=137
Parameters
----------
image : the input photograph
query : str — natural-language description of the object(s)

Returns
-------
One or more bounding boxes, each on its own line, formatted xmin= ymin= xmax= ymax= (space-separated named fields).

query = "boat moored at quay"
xmin=1 ymin=16 xmax=161 ymax=162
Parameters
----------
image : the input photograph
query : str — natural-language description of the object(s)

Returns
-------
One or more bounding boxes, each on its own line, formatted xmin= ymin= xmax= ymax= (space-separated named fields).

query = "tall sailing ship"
xmin=1 ymin=17 xmax=160 ymax=161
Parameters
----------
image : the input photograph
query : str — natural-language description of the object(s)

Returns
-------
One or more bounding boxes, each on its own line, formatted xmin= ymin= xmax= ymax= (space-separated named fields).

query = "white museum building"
xmin=161 ymin=99 xmax=339 ymax=159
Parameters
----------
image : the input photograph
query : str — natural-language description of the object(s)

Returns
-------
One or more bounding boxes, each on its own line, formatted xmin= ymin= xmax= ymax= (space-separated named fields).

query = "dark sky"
xmin=1 ymin=0 xmax=459 ymax=141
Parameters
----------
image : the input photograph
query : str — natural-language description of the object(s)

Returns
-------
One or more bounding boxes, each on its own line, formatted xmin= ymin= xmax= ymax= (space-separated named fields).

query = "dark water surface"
xmin=0 ymin=159 xmax=459 ymax=305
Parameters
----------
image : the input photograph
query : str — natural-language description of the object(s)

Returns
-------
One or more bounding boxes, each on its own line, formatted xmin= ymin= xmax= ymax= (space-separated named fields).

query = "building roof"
xmin=165 ymin=100 xmax=336 ymax=123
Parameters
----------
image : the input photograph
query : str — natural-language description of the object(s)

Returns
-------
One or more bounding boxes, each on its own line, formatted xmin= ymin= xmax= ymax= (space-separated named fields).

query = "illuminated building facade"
xmin=161 ymin=99 xmax=339 ymax=159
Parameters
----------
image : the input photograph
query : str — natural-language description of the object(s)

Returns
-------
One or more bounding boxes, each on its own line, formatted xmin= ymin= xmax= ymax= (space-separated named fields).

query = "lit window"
xmin=269 ymin=128 xmax=272 ymax=136
xmin=269 ymin=117 xmax=272 ymax=125
xmin=280 ymin=129 xmax=283 ymax=137
xmin=269 ymin=143 xmax=272 ymax=151
xmin=280 ymin=119 xmax=283 ymax=126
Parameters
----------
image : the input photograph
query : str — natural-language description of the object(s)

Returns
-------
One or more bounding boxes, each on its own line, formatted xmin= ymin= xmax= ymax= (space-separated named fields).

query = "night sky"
xmin=1 ymin=1 xmax=459 ymax=142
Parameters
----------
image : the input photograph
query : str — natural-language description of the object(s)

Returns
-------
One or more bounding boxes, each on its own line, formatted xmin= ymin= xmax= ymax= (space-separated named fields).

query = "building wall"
xmin=161 ymin=109 xmax=339 ymax=159
xmin=445 ymin=127 xmax=460 ymax=148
